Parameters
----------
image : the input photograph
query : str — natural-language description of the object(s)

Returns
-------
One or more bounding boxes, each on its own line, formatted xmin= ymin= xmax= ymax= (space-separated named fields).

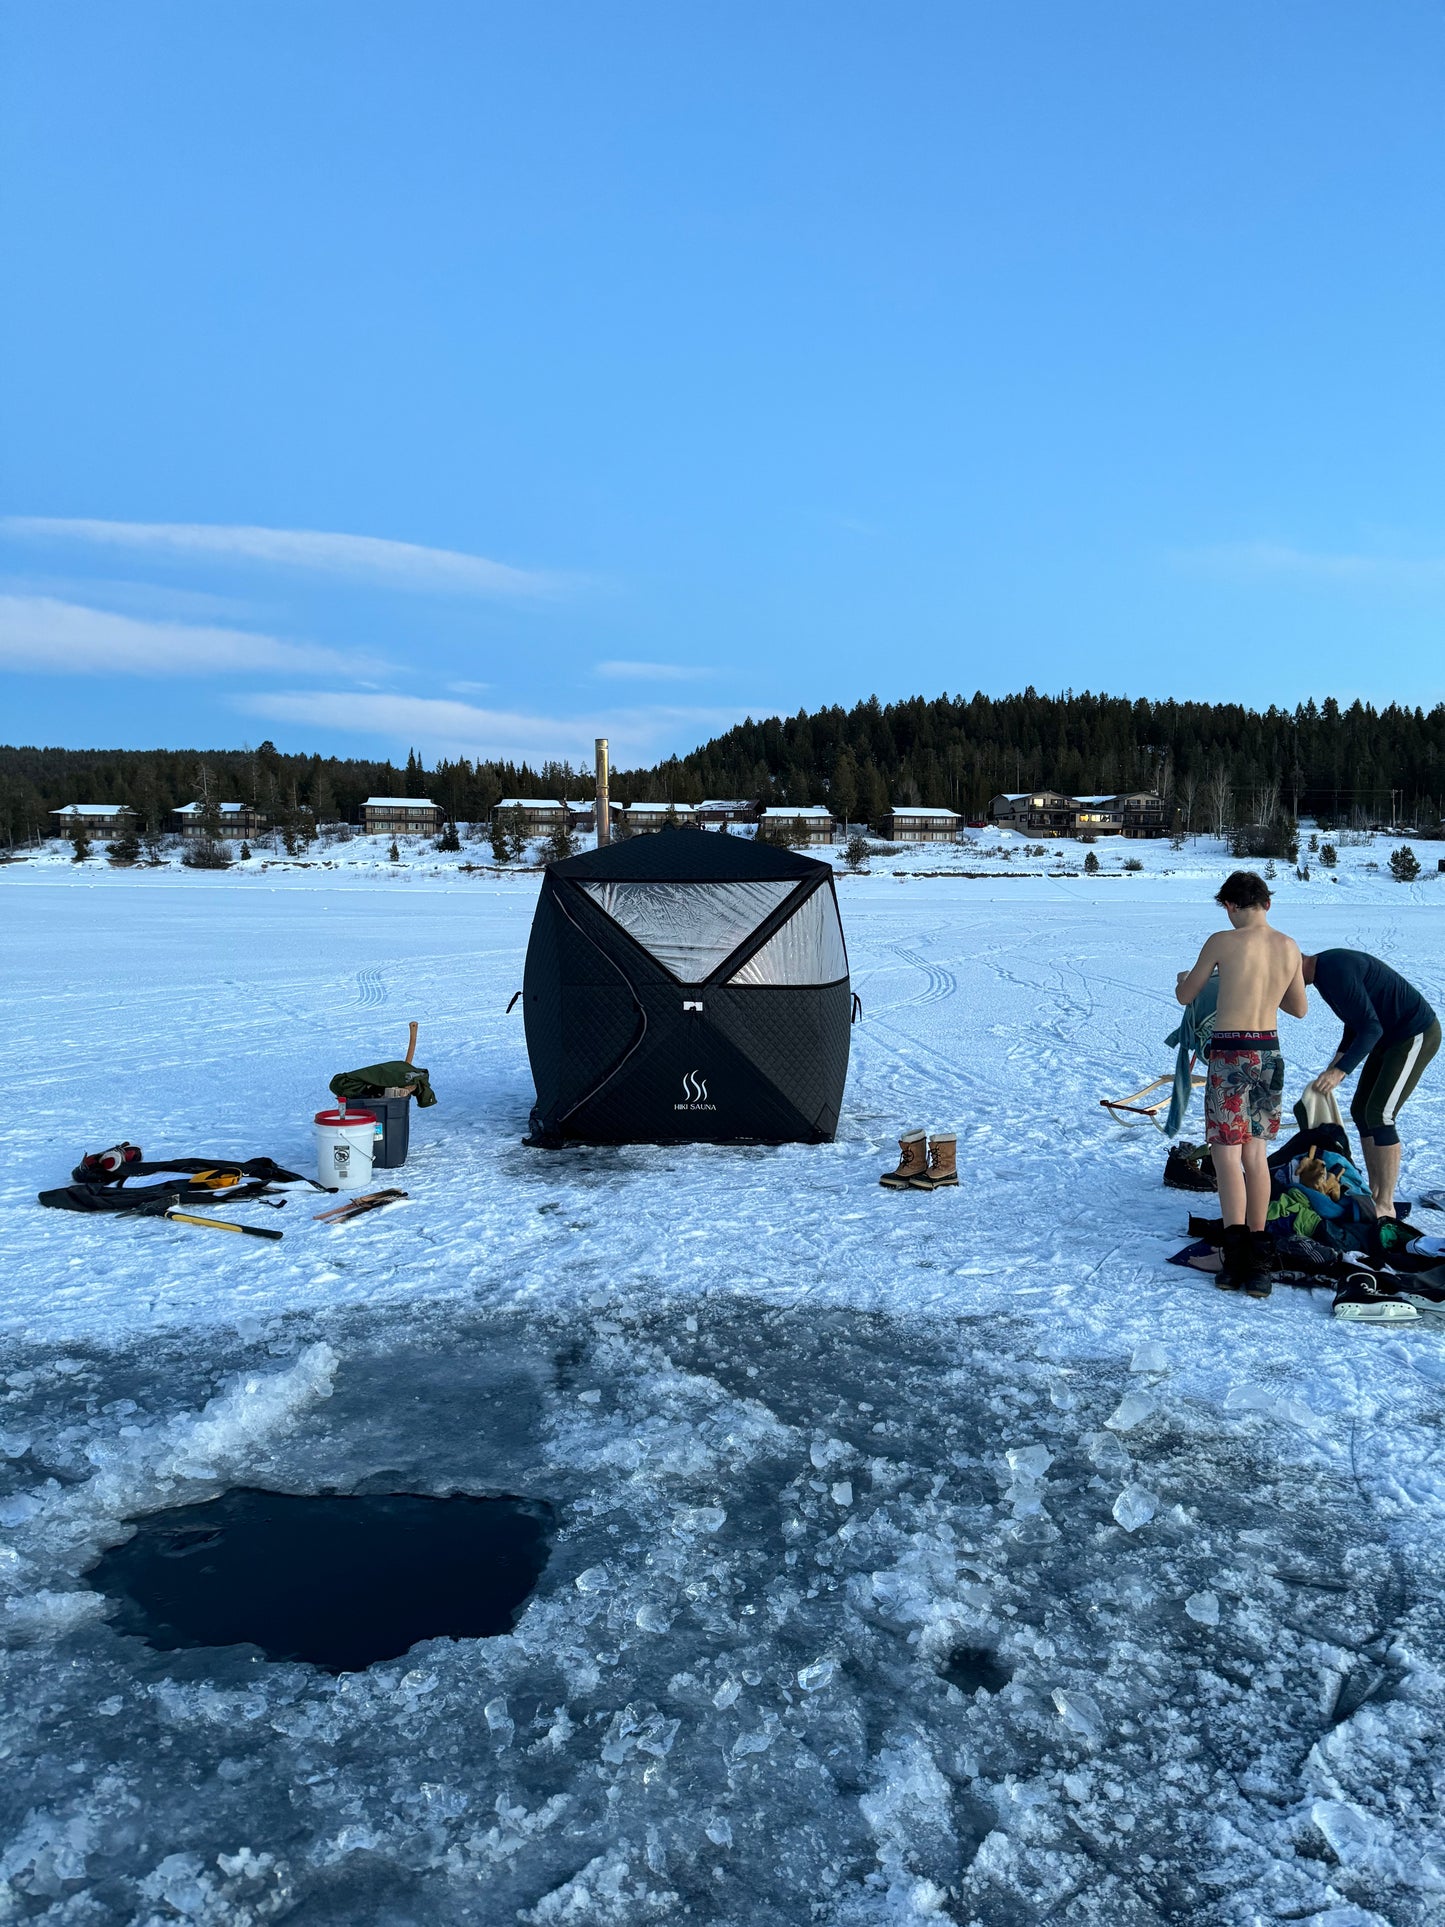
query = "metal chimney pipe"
xmin=595 ymin=737 xmax=611 ymax=846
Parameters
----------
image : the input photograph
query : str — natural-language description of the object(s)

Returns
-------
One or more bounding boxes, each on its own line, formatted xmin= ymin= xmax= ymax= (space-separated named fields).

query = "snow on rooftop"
xmin=174 ymin=801 xmax=250 ymax=815
xmin=495 ymin=797 xmax=565 ymax=810
xmin=363 ymin=796 xmax=438 ymax=808
xmin=626 ymin=801 xmax=696 ymax=812
xmin=50 ymin=803 xmax=135 ymax=816
xmin=891 ymin=805 xmax=960 ymax=817
xmin=761 ymin=804 xmax=833 ymax=816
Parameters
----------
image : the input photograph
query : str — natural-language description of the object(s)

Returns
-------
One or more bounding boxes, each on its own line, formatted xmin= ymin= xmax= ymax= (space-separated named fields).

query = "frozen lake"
xmin=1 ymin=849 xmax=1443 ymax=1924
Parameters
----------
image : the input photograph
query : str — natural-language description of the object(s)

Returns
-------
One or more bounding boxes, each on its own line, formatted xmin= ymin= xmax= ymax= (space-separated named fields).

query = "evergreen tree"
xmin=70 ymin=829 xmax=92 ymax=863
xmin=1389 ymin=845 xmax=1420 ymax=882
xmin=436 ymin=819 xmax=462 ymax=853
xmin=489 ymin=814 xmax=510 ymax=863
xmin=389 ymin=840 xmax=401 ymax=863
xmin=106 ymin=827 xmax=142 ymax=866
xmin=1083 ymin=850 xmax=1100 ymax=875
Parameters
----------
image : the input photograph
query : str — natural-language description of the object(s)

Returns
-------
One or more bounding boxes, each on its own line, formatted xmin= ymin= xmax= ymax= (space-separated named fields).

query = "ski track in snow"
xmin=1 ymin=839 xmax=1443 ymax=1924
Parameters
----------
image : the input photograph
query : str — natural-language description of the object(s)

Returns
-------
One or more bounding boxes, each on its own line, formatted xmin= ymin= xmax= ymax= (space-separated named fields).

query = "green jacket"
xmin=329 ymin=1061 xmax=437 ymax=1108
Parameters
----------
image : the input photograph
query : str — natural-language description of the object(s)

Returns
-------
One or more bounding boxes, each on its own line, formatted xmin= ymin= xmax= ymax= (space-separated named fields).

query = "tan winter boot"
xmin=909 ymin=1133 xmax=958 ymax=1191
xmin=879 ymin=1130 xmax=927 ymax=1189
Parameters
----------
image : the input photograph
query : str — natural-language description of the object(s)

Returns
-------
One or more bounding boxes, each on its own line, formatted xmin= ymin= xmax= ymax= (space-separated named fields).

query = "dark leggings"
xmin=1352 ymin=1019 xmax=1441 ymax=1147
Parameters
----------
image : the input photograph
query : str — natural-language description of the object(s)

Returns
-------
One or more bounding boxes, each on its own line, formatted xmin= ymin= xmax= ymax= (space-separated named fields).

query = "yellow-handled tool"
xmin=165 ymin=1209 xmax=283 ymax=1242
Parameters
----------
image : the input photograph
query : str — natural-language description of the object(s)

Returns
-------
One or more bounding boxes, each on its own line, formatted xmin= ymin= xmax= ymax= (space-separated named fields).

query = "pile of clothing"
xmin=1167 ymin=1122 xmax=1445 ymax=1323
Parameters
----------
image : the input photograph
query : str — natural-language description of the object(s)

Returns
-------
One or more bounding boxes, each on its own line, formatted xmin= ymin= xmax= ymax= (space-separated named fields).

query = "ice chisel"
xmin=165 ymin=1209 xmax=283 ymax=1241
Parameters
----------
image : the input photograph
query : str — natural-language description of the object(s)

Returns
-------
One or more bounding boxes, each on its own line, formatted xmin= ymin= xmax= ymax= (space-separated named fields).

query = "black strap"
xmin=506 ymin=990 xmax=522 ymax=1013
xmin=851 ymin=993 xmax=863 ymax=1024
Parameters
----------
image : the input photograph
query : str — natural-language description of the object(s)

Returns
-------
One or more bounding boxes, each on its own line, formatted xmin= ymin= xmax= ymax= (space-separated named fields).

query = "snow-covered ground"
xmin=1 ymin=829 xmax=1443 ymax=1925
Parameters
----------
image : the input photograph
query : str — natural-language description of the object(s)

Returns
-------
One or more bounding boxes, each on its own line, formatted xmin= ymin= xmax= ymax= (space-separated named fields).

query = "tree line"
xmin=4 ymin=688 xmax=1444 ymax=843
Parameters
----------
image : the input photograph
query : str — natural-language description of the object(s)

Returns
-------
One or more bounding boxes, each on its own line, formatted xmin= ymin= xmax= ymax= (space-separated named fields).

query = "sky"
xmin=2 ymin=2 xmax=1443 ymax=769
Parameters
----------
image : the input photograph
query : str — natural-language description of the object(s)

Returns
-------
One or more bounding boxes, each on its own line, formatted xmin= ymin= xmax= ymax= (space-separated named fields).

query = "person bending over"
xmin=1175 ymin=871 xmax=1307 ymax=1291
xmin=1302 ymin=949 xmax=1439 ymax=1218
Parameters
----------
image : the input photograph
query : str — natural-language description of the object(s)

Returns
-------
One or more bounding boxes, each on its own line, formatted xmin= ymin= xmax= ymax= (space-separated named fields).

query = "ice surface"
xmin=1185 ymin=1589 xmax=1221 ymax=1626
xmin=3 ymin=852 xmax=1444 ymax=1923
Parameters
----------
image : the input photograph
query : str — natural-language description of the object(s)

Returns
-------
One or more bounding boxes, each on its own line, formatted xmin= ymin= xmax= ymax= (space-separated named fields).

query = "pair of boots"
xmin=1217 ymin=1224 xmax=1273 ymax=1299
xmin=879 ymin=1130 xmax=957 ymax=1191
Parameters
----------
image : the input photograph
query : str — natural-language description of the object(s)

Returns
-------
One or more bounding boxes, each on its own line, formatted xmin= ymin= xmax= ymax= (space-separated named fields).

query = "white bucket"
xmin=314 ymin=1107 xmax=376 ymax=1191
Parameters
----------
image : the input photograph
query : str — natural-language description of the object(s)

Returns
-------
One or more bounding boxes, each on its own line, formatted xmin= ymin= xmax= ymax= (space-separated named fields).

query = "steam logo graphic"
xmin=674 ymin=1068 xmax=716 ymax=1112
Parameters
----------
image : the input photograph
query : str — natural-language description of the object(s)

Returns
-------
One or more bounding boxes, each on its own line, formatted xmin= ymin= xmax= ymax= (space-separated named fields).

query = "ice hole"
xmin=85 ymin=1487 xmax=553 ymax=1674
xmin=941 ymin=1645 xmax=1012 ymax=1695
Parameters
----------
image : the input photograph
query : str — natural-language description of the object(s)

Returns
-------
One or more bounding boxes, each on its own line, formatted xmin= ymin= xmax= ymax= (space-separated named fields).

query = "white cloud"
xmin=595 ymin=659 xmax=713 ymax=682
xmin=446 ymin=679 xmax=492 ymax=695
xmin=0 ymin=595 xmax=379 ymax=678
xmin=235 ymin=689 xmax=748 ymax=766
xmin=1 ymin=517 xmax=563 ymax=599
xmin=1175 ymin=542 xmax=1445 ymax=590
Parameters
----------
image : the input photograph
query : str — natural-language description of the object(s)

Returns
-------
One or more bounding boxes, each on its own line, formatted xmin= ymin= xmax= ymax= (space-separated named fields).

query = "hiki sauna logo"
xmin=675 ymin=1069 xmax=715 ymax=1112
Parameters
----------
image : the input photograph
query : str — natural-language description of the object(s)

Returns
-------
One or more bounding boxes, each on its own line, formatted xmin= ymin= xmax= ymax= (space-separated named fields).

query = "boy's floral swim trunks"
xmin=1205 ymin=1030 xmax=1284 ymax=1145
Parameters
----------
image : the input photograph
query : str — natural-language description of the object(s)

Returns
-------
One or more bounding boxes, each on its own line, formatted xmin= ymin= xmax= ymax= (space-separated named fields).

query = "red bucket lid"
xmin=314 ymin=1107 xmax=376 ymax=1125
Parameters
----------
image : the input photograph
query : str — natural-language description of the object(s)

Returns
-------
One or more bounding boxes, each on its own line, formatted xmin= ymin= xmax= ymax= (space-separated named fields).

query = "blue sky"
xmin=2 ymin=2 xmax=1443 ymax=768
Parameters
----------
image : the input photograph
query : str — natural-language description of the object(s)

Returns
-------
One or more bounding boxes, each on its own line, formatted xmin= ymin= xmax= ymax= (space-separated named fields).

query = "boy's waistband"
xmin=1211 ymin=1029 xmax=1279 ymax=1049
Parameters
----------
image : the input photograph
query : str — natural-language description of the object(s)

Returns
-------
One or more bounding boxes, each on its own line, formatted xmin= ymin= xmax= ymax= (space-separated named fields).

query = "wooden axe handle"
xmin=405 ymin=1021 xmax=418 ymax=1064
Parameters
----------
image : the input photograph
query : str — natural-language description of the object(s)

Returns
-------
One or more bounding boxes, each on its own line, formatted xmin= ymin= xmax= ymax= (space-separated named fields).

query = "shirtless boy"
xmin=1175 ymin=871 xmax=1307 ymax=1292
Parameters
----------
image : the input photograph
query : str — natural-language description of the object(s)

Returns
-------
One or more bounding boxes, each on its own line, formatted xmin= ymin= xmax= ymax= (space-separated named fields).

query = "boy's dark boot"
xmin=1247 ymin=1229 xmax=1276 ymax=1299
xmin=1218 ymin=1224 xmax=1268 ymax=1296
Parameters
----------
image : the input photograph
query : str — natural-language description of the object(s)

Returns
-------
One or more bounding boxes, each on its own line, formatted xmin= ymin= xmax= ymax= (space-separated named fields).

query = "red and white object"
xmin=313 ymin=1108 xmax=376 ymax=1191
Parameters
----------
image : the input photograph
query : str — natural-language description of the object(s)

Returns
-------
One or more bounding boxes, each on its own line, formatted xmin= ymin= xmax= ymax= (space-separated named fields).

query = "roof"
xmin=175 ymin=801 xmax=251 ymax=814
xmin=625 ymin=801 xmax=696 ymax=813
xmin=890 ymin=806 xmax=960 ymax=818
xmin=1073 ymin=795 xmax=1120 ymax=806
xmin=556 ymin=825 xmax=828 ymax=883
xmin=760 ymin=804 xmax=833 ymax=817
xmin=363 ymin=796 xmax=438 ymax=808
xmin=699 ymin=799 xmax=753 ymax=809
xmin=495 ymin=797 xmax=564 ymax=810
xmin=51 ymin=803 xmax=135 ymax=816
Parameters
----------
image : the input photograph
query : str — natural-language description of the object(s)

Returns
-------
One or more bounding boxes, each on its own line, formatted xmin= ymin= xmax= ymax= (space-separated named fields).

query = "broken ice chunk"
xmin=1005 ymin=1444 xmax=1053 ymax=1479
xmin=1051 ymin=1688 xmax=1106 ymax=1744
xmin=671 ymin=1505 xmax=727 ymax=1536
xmin=574 ymin=1565 xmax=613 ymax=1593
xmin=1049 ymin=1381 xmax=1077 ymax=1411
xmin=484 ymin=1697 xmax=514 ymax=1747
xmin=1310 ymin=1798 xmax=1393 ymax=1870
xmin=1084 ymin=1431 xmax=1132 ymax=1476
xmin=809 ymin=1438 xmax=853 ymax=1470
xmin=830 ymin=1481 xmax=853 ymax=1507
xmin=705 ymin=1818 xmax=733 ymax=1848
xmin=1129 ymin=1343 xmax=1170 ymax=1375
xmin=1104 ymin=1393 xmax=1155 ymax=1432
xmin=1112 ymin=1485 xmax=1159 ymax=1532
xmin=1184 ymin=1591 xmax=1220 ymax=1626
xmin=797 ymin=1658 xmax=837 ymax=1692
xmin=635 ymin=1603 xmax=672 ymax=1633
xmin=0 ymin=1430 xmax=32 ymax=1459
xmin=712 ymin=1679 xmax=741 ymax=1709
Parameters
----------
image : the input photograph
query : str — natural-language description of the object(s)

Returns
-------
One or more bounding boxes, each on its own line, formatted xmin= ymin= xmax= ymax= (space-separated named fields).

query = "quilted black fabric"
xmin=521 ymin=832 xmax=852 ymax=1146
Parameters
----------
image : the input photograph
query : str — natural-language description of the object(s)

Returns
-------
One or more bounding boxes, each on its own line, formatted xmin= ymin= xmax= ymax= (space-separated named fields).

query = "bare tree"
xmin=1206 ymin=764 xmax=1234 ymax=839
xmin=1177 ymin=772 xmax=1199 ymax=836
xmin=1251 ymin=778 xmax=1280 ymax=829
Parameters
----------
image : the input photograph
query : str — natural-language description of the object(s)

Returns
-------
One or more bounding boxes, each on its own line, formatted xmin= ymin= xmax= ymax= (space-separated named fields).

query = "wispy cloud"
xmin=1175 ymin=541 xmax=1445 ymax=590
xmin=1 ymin=517 xmax=564 ymax=599
xmin=595 ymin=659 xmax=713 ymax=682
xmin=0 ymin=595 xmax=381 ymax=678
xmin=446 ymin=679 xmax=492 ymax=695
xmin=236 ymin=689 xmax=747 ymax=766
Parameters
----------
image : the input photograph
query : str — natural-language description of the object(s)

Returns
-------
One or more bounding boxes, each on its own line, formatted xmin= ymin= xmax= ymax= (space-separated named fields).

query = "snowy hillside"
xmin=1 ymin=832 xmax=1442 ymax=1925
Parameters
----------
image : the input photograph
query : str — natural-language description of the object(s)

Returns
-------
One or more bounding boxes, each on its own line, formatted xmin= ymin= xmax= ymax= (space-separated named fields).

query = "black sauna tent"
xmin=522 ymin=829 xmax=852 ymax=1146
